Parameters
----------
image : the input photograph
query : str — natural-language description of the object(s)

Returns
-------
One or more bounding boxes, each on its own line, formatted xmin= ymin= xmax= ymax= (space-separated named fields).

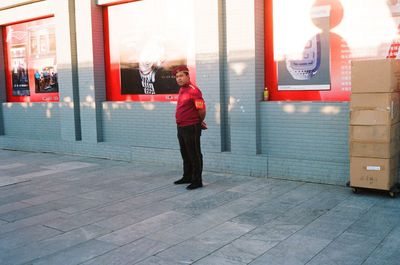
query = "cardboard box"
xmin=351 ymin=59 xmax=400 ymax=93
xmin=349 ymin=141 xmax=399 ymax=158
xmin=349 ymin=123 xmax=400 ymax=142
xmin=350 ymin=156 xmax=398 ymax=190
xmin=350 ymin=93 xmax=400 ymax=125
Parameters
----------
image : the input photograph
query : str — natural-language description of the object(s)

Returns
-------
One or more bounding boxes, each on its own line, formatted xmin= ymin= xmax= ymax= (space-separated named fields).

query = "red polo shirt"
xmin=175 ymin=83 xmax=205 ymax=127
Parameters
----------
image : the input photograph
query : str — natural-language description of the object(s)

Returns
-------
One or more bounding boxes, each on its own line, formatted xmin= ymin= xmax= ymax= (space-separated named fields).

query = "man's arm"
xmin=198 ymin=108 xmax=206 ymax=121
xmin=193 ymin=88 xmax=206 ymax=123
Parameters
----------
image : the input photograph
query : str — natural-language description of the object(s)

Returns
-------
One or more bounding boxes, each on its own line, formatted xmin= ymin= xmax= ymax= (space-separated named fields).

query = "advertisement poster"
xmin=10 ymin=45 xmax=30 ymax=96
xmin=120 ymin=39 xmax=183 ymax=95
xmin=268 ymin=0 xmax=399 ymax=101
xmin=106 ymin=0 xmax=195 ymax=101
xmin=277 ymin=5 xmax=331 ymax=91
xmin=30 ymin=25 xmax=58 ymax=94
xmin=4 ymin=17 xmax=58 ymax=102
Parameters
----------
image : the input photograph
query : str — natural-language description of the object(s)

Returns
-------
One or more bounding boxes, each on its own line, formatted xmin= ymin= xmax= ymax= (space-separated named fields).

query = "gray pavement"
xmin=0 ymin=149 xmax=399 ymax=265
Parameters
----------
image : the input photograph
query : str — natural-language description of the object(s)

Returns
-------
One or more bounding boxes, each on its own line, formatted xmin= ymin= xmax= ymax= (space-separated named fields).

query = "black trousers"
xmin=177 ymin=123 xmax=203 ymax=184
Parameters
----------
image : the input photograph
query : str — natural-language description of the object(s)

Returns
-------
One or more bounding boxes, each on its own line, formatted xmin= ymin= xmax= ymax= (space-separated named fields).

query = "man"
xmin=34 ymin=70 xmax=41 ymax=92
xmin=173 ymin=65 xmax=206 ymax=190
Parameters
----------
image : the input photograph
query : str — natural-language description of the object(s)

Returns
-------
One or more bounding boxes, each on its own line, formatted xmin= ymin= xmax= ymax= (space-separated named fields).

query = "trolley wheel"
xmin=389 ymin=191 xmax=397 ymax=198
xmin=352 ymin=187 xmax=359 ymax=194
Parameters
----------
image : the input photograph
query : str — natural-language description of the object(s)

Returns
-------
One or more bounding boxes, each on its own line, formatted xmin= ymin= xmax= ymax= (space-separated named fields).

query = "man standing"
xmin=173 ymin=66 xmax=206 ymax=190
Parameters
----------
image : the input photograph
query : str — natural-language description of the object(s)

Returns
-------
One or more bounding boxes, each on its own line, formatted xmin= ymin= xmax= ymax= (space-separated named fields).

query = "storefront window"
xmin=3 ymin=17 xmax=59 ymax=102
xmin=266 ymin=0 xmax=400 ymax=101
xmin=104 ymin=0 xmax=195 ymax=101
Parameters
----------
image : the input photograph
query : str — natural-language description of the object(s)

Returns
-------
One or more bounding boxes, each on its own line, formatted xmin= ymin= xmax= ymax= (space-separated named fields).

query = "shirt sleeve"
xmin=191 ymin=88 xmax=205 ymax=110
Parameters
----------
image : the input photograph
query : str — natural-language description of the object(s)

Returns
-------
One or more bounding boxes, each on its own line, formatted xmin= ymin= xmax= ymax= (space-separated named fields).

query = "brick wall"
xmin=101 ymin=102 xmax=178 ymax=149
xmin=261 ymin=102 xmax=350 ymax=185
xmin=2 ymin=103 xmax=61 ymax=140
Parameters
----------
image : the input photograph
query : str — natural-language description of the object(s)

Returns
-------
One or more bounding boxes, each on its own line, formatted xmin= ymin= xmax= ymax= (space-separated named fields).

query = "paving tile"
xmin=148 ymin=196 xmax=262 ymax=245
xmin=0 ymin=201 xmax=63 ymax=222
xmin=295 ymin=218 xmax=354 ymax=240
xmin=212 ymin=237 xmax=278 ymax=264
xmin=146 ymin=215 xmax=220 ymax=245
xmin=346 ymin=205 xmax=400 ymax=238
xmin=362 ymin=226 xmax=400 ymax=265
xmin=40 ymin=183 xmax=96 ymax=196
xmin=21 ymin=192 xmax=67 ymax=205
xmin=0 ymin=224 xmax=62 ymax=250
xmin=43 ymin=208 xmax=119 ymax=232
xmin=98 ymin=211 xmax=192 ymax=246
xmin=232 ymin=201 xmax=292 ymax=226
xmin=249 ymin=234 xmax=331 ymax=265
xmin=194 ymin=255 xmax=247 ymax=265
xmin=95 ymin=201 xmax=175 ymax=231
xmin=81 ymin=237 xmax=169 ymax=265
xmin=0 ymin=192 xmax=39 ymax=206
xmin=244 ymin=221 xmax=303 ymax=242
xmin=155 ymin=238 xmax=216 ymax=264
xmin=30 ymin=239 xmax=118 ymax=265
xmin=275 ymin=183 xmax=323 ymax=204
xmin=176 ymin=190 xmax=244 ymax=216
xmin=306 ymin=232 xmax=383 ymax=265
xmin=0 ymin=177 xmax=31 ymax=187
xmin=274 ymin=205 xmax=329 ymax=226
xmin=0 ymin=185 xmax=37 ymax=199
xmin=0 ymin=201 xmax=30 ymax=215
xmin=121 ymin=184 xmax=188 ymax=206
xmin=0 ymin=163 xmax=26 ymax=170
xmin=76 ymin=189 xmax=132 ymax=203
xmin=226 ymin=178 xmax=278 ymax=193
xmin=194 ymin=221 xmax=255 ymax=247
xmin=0 ymin=224 xmax=111 ymax=265
xmin=362 ymin=258 xmax=400 ymax=265
xmin=0 ymin=210 xmax=68 ymax=235
xmin=164 ymin=183 xmax=235 ymax=208
xmin=54 ymin=196 xmax=106 ymax=214
xmin=318 ymin=205 xmax=367 ymax=222
xmin=338 ymin=195 xmax=381 ymax=211
xmin=1 ymin=165 xmax=47 ymax=178
xmin=154 ymin=221 xmax=254 ymax=264
xmin=134 ymin=256 xmax=180 ymax=265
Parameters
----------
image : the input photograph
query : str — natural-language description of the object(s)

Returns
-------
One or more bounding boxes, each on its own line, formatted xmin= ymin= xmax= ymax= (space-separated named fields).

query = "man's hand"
xmin=201 ymin=121 xmax=207 ymax=130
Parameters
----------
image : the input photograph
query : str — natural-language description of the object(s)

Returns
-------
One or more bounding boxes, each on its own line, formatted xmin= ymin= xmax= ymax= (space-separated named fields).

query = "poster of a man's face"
xmin=107 ymin=0 xmax=195 ymax=100
xmin=120 ymin=38 xmax=184 ymax=95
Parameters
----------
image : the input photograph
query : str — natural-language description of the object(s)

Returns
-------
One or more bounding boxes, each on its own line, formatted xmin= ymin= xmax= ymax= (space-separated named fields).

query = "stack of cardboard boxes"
xmin=349 ymin=59 xmax=400 ymax=191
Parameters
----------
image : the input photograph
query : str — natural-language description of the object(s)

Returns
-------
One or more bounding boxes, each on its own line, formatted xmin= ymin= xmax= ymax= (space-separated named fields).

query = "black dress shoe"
xmin=174 ymin=178 xmax=191 ymax=185
xmin=186 ymin=183 xmax=203 ymax=190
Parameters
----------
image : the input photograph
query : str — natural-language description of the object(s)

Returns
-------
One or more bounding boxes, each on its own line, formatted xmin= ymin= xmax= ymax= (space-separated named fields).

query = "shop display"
xmin=3 ymin=17 xmax=58 ymax=102
xmin=105 ymin=0 xmax=195 ymax=101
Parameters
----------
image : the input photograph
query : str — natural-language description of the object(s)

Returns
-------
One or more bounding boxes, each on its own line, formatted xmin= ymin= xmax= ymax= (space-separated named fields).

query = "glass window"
xmin=3 ymin=17 xmax=59 ymax=102
xmin=266 ymin=0 xmax=400 ymax=101
xmin=104 ymin=0 xmax=196 ymax=101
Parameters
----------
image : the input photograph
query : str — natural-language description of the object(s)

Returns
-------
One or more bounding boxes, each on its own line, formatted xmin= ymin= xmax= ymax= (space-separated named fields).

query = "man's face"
xmin=175 ymin=71 xmax=190 ymax=86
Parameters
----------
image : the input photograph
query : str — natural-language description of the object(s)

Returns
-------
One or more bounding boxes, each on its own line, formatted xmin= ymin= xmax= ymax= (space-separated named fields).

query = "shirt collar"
xmin=182 ymin=81 xmax=192 ymax=88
